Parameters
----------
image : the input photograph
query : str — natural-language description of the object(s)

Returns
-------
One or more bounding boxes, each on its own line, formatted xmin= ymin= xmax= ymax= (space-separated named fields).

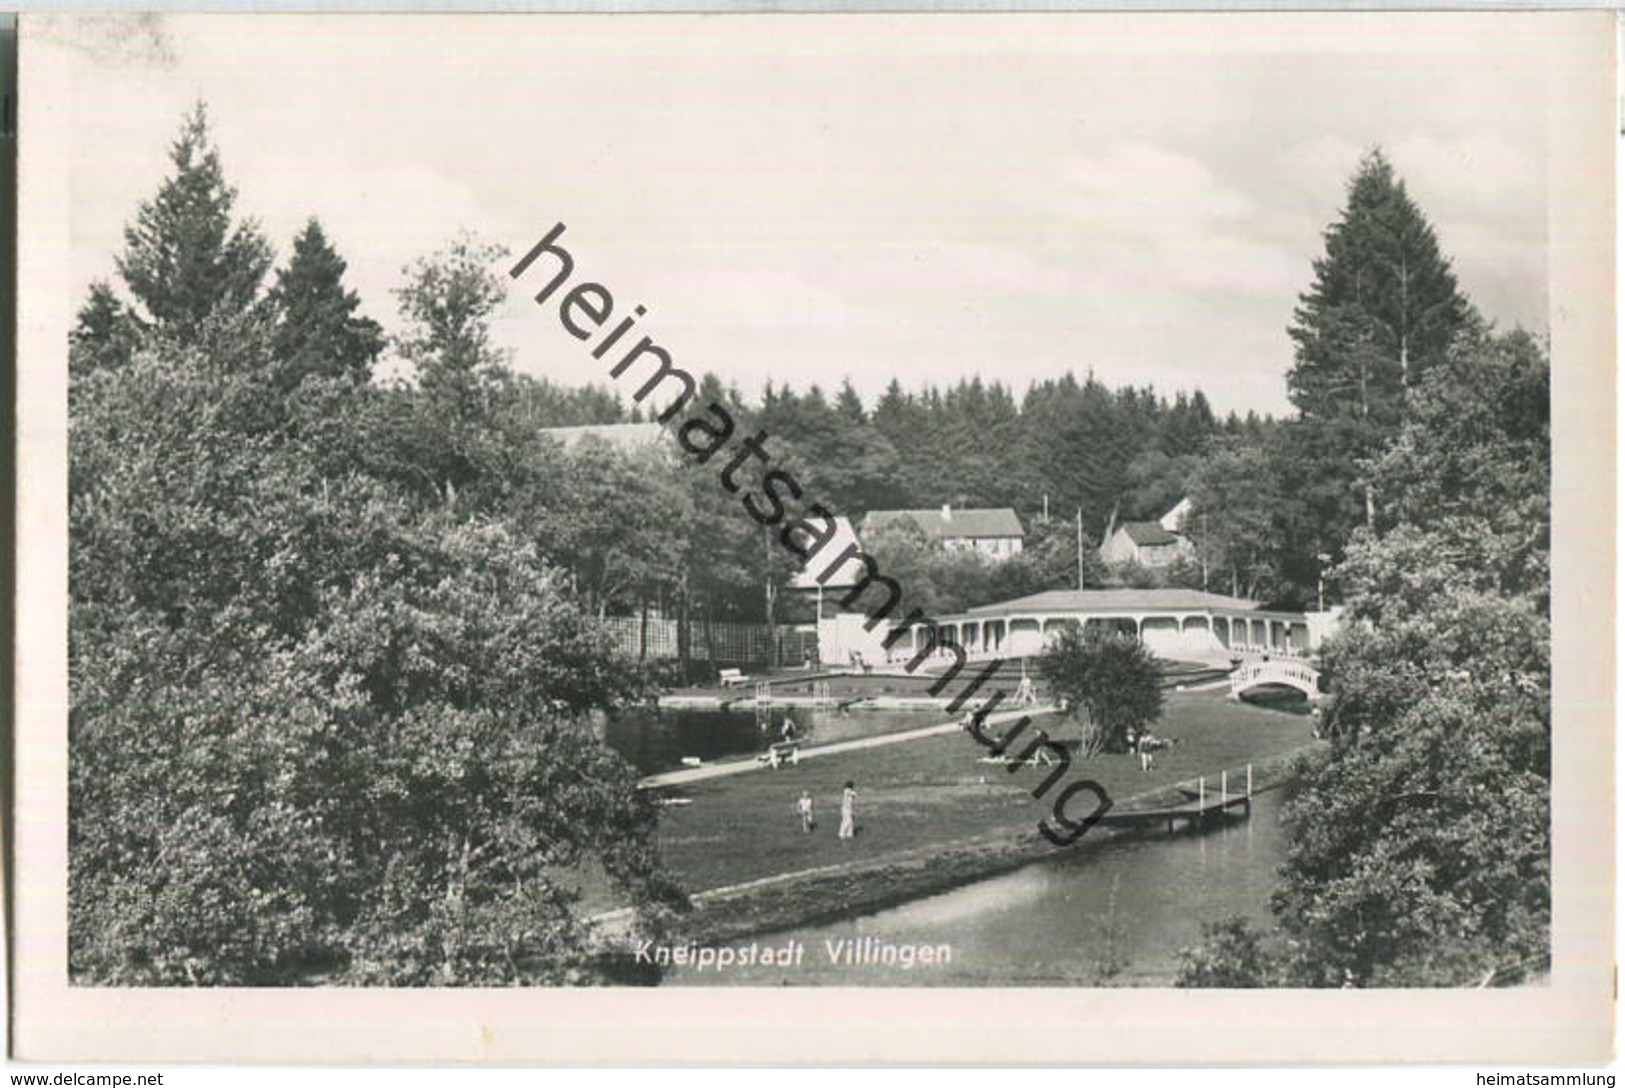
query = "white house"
xmin=788 ymin=516 xmax=867 ymax=598
xmin=1100 ymin=499 xmax=1197 ymax=568
xmin=1159 ymin=496 xmax=1194 ymax=534
xmin=538 ymin=422 xmax=668 ymax=452
xmin=863 ymin=505 xmax=1025 ymax=562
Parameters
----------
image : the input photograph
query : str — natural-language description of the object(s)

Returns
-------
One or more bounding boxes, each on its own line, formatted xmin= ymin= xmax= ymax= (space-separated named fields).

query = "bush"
xmin=1174 ymin=917 xmax=1277 ymax=988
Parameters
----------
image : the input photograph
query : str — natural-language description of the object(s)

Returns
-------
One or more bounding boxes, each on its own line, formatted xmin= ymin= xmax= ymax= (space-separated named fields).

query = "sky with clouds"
xmin=39 ymin=12 xmax=1559 ymax=417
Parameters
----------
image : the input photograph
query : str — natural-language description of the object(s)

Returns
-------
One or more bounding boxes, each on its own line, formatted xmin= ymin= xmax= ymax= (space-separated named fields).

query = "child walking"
xmin=796 ymin=790 xmax=815 ymax=833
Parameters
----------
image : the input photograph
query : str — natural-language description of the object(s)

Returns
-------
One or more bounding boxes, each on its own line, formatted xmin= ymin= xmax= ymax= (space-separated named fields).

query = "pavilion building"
xmin=892 ymin=587 xmax=1334 ymax=666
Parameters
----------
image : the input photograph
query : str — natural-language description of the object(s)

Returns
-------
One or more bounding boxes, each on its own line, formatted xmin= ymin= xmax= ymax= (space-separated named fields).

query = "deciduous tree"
xmin=393 ymin=233 xmax=511 ymax=411
xmin=1196 ymin=327 xmax=1552 ymax=987
xmin=1036 ymin=627 xmax=1163 ymax=755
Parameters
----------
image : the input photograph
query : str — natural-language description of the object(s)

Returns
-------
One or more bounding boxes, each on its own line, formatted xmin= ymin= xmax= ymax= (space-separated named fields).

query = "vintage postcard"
xmin=10 ymin=10 xmax=1614 ymax=1064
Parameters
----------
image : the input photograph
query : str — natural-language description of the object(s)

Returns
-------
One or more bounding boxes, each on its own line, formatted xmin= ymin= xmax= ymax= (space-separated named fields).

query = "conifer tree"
xmin=1289 ymin=149 xmax=1467 ymax=416
xmin=1282 ymin=150 xmax=1468 ymax=569
xmin=69 ymin=281 xmax=141 ymax=380
xmin=268 ymin=219 xmax=384 ymax=389
xmin=116 ymin=103 xmax=273 ymax=342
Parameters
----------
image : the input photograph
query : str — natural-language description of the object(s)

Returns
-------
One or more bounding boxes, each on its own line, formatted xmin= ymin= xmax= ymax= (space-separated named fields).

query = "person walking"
xmin=796 ymin=790 xmax=815 ymax=833
xmin=838 ymin=781 xmax=857 ymax=840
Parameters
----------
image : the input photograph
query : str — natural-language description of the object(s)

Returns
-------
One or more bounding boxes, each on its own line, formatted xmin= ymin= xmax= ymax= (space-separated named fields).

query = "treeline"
xmin=498 ymin=373 xmax=1264 ymax=623
xmin=657 ymin=373 xmax=1254 ymax=538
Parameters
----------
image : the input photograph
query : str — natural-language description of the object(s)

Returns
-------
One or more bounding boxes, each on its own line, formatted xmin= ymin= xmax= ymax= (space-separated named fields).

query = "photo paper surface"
xmin=11 ymin=11 xmax=1614 ymax=1063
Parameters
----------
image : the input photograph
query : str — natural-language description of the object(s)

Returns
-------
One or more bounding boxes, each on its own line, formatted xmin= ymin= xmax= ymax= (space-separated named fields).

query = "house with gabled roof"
xmin=1100 ymin=501 xmax=1197 ymax=568
xmin=863 ymin=505 xmax=1025 ymax=562
xmin=788 ymin=515 xmax=867 ymax=595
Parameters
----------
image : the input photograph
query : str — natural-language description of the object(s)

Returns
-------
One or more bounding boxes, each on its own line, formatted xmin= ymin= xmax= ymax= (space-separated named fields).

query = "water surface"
xmin=667 ymin=787 xmax=1292 ymax=987
xmin=604 ymin=705 xmax=944 ymax=776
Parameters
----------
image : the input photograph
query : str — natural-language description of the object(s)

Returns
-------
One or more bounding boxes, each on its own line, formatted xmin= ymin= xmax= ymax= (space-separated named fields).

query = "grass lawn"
xmin=652 ymin=690 xmax=1315 ymax=894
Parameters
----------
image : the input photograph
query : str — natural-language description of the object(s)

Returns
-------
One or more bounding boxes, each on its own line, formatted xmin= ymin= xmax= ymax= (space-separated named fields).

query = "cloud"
xmin=1050 ymin=143 xmax=1257 ymax=239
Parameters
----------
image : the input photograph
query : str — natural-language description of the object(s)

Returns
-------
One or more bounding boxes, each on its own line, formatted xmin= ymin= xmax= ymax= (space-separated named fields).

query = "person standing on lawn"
xmin=838 ymin=781 xmax=857 ymax=840
xmin=796 ymin=790 xmax=815 ymax=833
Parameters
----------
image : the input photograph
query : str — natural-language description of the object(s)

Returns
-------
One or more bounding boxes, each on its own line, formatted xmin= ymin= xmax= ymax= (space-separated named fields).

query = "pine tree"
xmin=116 ymin=103 xmax=273 ymax=342
xmin=268 ymin=219 xmax=384 ymax=389
xmin=69 ymin=281 xmax=141 ymax=380
xmin=1282 ymin=149 xmax=1468 ymax=563
xmin=1289 ymin=149 xmax=1468 ymax=417
xmin=834 ymin=379 xmax=866 ymax=425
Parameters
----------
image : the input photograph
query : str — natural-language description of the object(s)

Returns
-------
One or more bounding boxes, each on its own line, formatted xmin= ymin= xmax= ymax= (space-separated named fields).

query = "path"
xmin=636 ymin=705 xmax=1060 ymax=790
xmin=1175 ymin=677 xmax=1234 ymax=693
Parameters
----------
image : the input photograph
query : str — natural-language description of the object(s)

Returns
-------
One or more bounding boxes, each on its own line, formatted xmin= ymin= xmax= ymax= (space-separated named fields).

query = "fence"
xmin=599 ymin=615 xmax=817 ymax=668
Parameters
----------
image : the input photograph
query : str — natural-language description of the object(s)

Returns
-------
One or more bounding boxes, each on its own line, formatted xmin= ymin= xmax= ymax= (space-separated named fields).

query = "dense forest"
xmin=69 ymin=105 xmax=1549 ymax=986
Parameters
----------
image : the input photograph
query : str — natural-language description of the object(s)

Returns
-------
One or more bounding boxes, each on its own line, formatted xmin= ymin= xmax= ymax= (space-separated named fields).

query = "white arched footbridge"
xmin=1229 ymin=659 xmax=1323 ymax=700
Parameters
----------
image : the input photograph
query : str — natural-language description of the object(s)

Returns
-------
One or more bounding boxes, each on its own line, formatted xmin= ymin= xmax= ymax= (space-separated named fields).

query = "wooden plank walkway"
xmin=1098 ymin=792 xmax=1251 ymax=833
xmin=1098 ymin=770 xmax=1256 ymax=833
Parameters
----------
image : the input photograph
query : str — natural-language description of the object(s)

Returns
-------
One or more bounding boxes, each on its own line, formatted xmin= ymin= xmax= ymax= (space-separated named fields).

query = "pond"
xmin=664 ymin=786 xmax=1294 ymax=987
xmin=602 ymin=705 xmax=947 ymax=777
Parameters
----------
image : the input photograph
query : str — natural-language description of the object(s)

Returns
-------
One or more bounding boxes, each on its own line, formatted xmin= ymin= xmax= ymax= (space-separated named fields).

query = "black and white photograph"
xmin=10 ymin=9 xmax=1613 ymax=1064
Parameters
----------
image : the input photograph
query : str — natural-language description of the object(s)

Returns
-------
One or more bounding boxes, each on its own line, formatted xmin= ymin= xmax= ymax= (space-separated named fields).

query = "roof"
xmin=539 ymin=423 xmax=667 ymax=451
xmin=789 ymin=517 xmax=866 ymax=590
xmin=865 ymin=507 xmax=1024 ymax=541
xmin=1119 ymin=521 xmax=1182 ymax=547
xmin=1159 ymin=497 xmax=1193 ymax=533
xmin=962 ymin=588 xmax=1269 ymax=617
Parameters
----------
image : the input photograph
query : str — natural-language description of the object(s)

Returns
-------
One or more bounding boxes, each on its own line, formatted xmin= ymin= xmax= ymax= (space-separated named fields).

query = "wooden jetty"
xmin=1099 ymin=766 xmax=1255 ymax=835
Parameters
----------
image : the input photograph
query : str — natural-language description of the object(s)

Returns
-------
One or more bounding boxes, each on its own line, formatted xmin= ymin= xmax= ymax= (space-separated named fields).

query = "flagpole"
xmin=1076 ymin=508 xmax=1084 ymax=591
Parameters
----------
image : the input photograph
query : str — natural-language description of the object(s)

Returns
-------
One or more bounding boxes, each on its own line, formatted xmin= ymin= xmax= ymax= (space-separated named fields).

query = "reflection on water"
xmin=668 ymin=788 xmax=1292 ymax=987
xmin=604 ymin=706 xmax=941 ymax=776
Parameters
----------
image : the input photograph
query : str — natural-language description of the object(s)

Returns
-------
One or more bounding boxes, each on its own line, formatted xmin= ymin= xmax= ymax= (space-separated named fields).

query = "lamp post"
xmin=1316 ymin=552 xmax=1333 ymax=613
